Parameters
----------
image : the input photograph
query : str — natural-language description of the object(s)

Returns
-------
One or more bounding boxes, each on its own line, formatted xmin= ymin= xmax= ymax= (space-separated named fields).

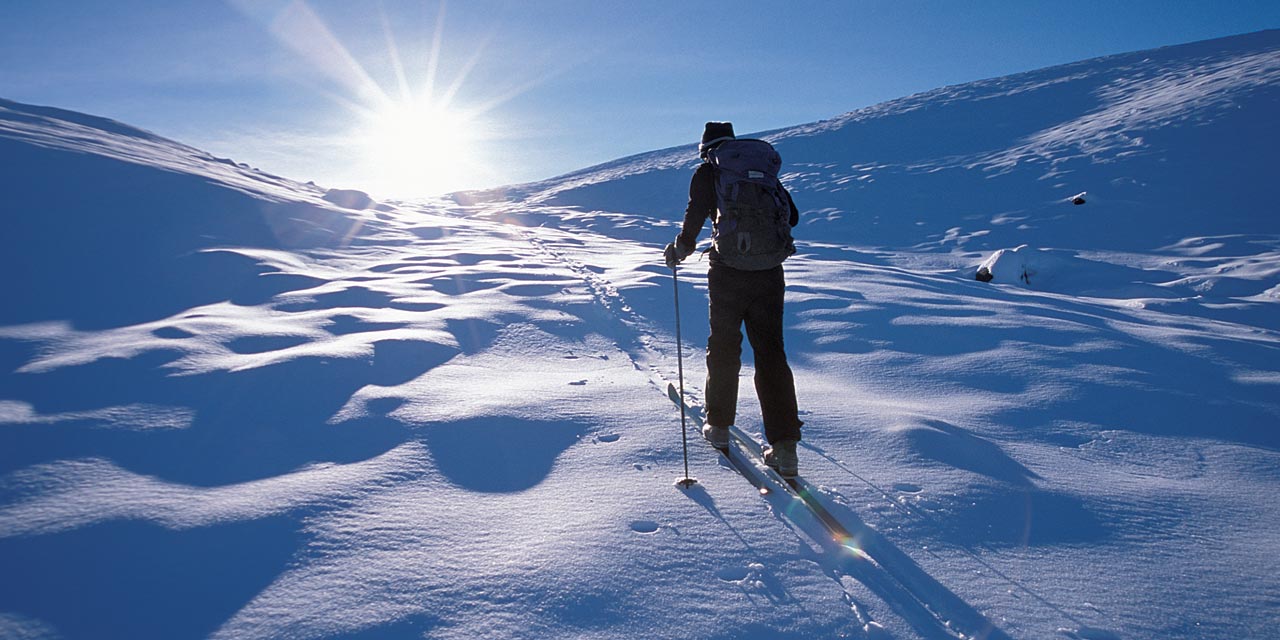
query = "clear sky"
xmin=2 ymin=1 xmax=1277 ymax=198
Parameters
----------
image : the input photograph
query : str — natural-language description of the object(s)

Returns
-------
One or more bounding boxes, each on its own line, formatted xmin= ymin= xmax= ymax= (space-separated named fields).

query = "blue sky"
xmin=2 ymin=1 xmax=1277 ymax=198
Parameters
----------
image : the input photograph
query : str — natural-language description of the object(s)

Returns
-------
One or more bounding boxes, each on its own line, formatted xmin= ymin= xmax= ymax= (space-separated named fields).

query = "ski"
xmin=666 ymin=382 xmax=831 ymax=508
xmin=665 ymin=383 xmax=884 ymax=568
xmin=665 ymin=383 xmax=1008 ymax=640
xmin=666 ymin=382 xmax=865 ymax=551
xmin=667 ymin=382 xmax=777 ymax=494
xmin=725 ymin=425 xmax=856 ymax=538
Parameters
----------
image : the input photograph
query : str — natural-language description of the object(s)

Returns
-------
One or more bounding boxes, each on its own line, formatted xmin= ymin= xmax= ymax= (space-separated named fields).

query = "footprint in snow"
xmin=630 ymin=520 xmax=659 ymax=534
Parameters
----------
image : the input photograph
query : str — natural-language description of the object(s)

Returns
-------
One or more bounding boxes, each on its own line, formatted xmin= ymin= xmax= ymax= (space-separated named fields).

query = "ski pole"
xmin=673 ymin=265 xmax=697 ymax=488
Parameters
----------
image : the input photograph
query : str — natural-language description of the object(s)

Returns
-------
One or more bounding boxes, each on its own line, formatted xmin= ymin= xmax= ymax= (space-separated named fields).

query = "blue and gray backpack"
xmin=706 ymin=139 xmax=796 ymax=271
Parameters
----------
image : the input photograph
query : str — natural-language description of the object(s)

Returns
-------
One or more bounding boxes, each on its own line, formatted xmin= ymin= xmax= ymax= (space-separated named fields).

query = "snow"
xmin=3 ymin=30 xmax=1280 ymax=640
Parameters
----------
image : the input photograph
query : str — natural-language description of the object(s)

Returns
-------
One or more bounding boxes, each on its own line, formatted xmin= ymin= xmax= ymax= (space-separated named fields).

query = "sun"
xmin=360 ymin=99 xmax=481 ymax=197
xmin=252 ymin=1 xmax=524 ymax=198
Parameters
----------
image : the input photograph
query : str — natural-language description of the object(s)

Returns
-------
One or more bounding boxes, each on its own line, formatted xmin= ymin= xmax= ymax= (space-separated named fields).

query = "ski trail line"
xmin=805 ymin=443 xmax=1087 ymax=632
xmin=677 ymin=388 xmax=1010 ymax=640
xmin=500 ymin=220 xmax=1014 ymax=640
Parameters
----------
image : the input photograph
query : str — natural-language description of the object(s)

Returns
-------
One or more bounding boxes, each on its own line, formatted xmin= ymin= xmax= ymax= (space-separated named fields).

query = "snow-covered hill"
xmin=460 ymin=30 xmax=1280 ymax=312
xmin=3 ymin=30 xmax=1279 ymax=640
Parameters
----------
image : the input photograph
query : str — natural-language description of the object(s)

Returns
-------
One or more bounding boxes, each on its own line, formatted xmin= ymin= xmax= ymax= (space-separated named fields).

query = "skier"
xmin=664 ymin=121 xmax=804 ymax=478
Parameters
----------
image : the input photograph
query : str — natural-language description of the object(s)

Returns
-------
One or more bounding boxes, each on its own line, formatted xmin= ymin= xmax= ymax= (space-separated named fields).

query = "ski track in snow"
xmin=486 ymin=206 xmax=1025 ymax=639
xmin=4 ymin=30 xmax=1280 ymax=640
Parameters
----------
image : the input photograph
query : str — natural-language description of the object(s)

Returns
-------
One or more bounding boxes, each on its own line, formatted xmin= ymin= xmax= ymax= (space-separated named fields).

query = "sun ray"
xmin=468 ymin=58 xmax=579 ymax=117
xmin=438 ymin=31 xmax=495 ymax=110
xmin=267 ymin=0 xmax=390 ymax=108
xmin=422 ymin=0 xmax=448 ymax=107
xmin=378 ymin=2 xmax=413 ymax=103
xmin=230 ymin=0 xmax=521 ymax=196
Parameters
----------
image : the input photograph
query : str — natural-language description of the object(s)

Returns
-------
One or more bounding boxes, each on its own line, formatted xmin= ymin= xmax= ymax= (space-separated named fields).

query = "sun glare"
xmin=254 ymin=1 xmax=536 ymax=198
xmin=361 ymin=99 xmax=480 ymax=197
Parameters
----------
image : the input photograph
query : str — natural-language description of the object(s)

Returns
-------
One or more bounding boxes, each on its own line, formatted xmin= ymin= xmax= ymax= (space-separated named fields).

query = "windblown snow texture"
xmin=2 ymin=30 xmax=1279 ymax=640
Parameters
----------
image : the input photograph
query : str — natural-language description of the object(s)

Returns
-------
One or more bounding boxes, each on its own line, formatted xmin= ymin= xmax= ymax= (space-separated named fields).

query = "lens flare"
xmin=837 ymin=534 xmax=872 ymax=561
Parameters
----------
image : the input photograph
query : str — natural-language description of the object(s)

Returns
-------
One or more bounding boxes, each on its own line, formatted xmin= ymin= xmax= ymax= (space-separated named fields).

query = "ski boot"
xmin=702 ymin=424 xmax=730 ymax=449
xmin=764 ymin=439 xmax=799 ymax=479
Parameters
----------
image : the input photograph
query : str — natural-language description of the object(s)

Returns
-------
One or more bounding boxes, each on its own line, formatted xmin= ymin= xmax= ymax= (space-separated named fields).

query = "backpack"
xmin=706 ymin=139 xmax=796 ymax=271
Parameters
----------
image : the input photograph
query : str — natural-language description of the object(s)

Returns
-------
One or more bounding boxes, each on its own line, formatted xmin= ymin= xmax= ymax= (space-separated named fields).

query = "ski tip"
xmin=674 ymin=476 xmax=699 ymax=489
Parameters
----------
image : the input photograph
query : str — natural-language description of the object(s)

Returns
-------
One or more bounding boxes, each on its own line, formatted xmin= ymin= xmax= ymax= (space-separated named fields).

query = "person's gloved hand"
xmin=664 ymin=239 xmax=692 ymax=269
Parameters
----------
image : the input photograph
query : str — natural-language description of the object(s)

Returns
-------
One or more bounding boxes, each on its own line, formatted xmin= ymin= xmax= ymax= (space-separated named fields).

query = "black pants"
xmin=705 ymin=263 xmax=802 ymax=444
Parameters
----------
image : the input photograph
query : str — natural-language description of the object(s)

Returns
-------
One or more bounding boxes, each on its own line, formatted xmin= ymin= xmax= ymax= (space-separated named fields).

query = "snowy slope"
xmin=3 ymin=30 xmax=1280 ymax=640
xmin=460 ymin=29 xmax=1280 ymax=316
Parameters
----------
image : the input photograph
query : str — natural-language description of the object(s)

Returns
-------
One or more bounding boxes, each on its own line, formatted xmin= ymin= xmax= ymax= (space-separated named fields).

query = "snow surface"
xmin=3 ymin=30 xmax=1280 ymax=640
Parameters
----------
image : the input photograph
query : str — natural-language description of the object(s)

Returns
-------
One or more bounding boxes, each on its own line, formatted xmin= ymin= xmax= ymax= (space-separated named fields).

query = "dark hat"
xmin=699 ymin=121 xmax=735 ymax=158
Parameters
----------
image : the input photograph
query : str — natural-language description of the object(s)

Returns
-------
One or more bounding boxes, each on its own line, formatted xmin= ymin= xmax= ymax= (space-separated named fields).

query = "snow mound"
xmin=322 ymin=188 xmax=376 ymax=210
xmin=0 ymin=99 xmax=405 ymax=329
xmin=977 ymin=245 xmax=1058 ymax=286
